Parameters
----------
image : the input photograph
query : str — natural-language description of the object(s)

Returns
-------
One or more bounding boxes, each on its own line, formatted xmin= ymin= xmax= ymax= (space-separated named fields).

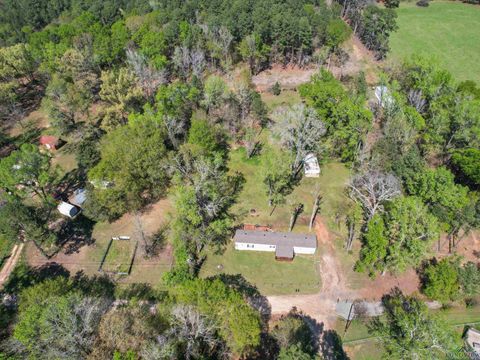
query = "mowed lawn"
xmin=389 ymin=1 xmax=480 ymax=83
xmin=229 ymin=146 xmax=351 ymax=232
xmin=101 ymin=239 xmax=136 ymax=274
xmin=200 ymin=242 xmax=321 ymax=295
xmin=199 ymin=147 xmax=352 ymax=295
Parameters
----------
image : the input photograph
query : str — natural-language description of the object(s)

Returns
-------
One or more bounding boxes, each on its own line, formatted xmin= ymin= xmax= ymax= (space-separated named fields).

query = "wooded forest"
xmin=0 ymin=0 xmax=479 ymax=359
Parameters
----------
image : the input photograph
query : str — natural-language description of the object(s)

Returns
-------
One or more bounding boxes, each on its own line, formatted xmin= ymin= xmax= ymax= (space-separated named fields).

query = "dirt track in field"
xmin=267 ymin=218 xmax=420 ymax=329
xmin=0 ymin=243 xmax=24 ymax=287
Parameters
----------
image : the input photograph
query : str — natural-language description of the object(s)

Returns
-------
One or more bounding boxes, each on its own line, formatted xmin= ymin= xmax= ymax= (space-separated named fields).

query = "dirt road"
xmin=0 ymin=243 xmax=24 ymax=287
xmin=267 ymin=221 xmax=355 ymax=329
xmin=267 ymin=219 xmax=419 ymax=329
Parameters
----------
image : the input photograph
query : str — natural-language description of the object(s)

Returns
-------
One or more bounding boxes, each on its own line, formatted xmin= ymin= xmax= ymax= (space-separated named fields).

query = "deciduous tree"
xmin=349 ymin=169 xmax=401 ymax=220
xmin=0 ymin=143 xmax=60 ymax=204
xmin=369 ymin=289 xmax=460 ymax=359
xmin=384 ymin=196 xmax=439 ymax=273
xmin=422 ymin=257 xmax=460 ymax=303
xmin=86 ymin=117 xmax=169 ymax=221
xmin=271 ymin=104 xmax=326 ymax=177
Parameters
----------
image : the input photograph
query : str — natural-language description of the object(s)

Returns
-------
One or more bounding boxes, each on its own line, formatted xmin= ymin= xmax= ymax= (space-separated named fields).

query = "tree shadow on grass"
xmin=3 ymin=262 xmax=70 ymax=294
xmin=300 ymin=313 xmax=349 ymax=360
xmin=72 ymin=270 xmax=116 ymax=298
xmin=292 ymin=311 xmax=350 ymax=360
xmin=320 ymin=329 xmax=350 ymax=360
xmin=57 ymin=214 xmax=96 ymax=255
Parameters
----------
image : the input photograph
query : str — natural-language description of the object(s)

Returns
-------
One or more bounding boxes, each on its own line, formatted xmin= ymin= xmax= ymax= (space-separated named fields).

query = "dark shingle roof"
xmin=234 ymin=230 xmax=317 ymax=249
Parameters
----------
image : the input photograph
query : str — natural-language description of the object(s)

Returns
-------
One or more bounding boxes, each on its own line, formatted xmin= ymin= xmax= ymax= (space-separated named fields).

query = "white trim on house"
xmin=293 ymin=246 xmax=316 ymax=255
xmin=233 ymin=230 xmax=317 ymax=259
xmin=235 ymin=242 xmax=276 ymax=252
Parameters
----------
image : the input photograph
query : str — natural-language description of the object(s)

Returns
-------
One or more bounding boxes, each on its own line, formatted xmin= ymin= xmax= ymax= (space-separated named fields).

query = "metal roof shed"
xmin=70 ymin=188 xmax=87 ymax=207
xmin=304 ymin=153 xmax=320 ymax=178
xmin=57 ymin=201 xmax=80 ymax=218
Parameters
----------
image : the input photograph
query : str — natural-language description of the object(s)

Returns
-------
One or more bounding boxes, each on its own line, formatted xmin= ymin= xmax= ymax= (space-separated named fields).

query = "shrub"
xmin=416 ymin=0 xmax=430 ymax=7
xmin=271 ymin=81 xmax=281 ymax=96
xmin=384 ymin=0 xmax=400 ymax=9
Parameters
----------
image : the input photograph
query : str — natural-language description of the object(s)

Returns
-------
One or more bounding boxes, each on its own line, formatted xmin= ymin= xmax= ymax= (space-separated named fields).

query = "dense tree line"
xmin=351 ymin=55 xmax=480 ymax=284
xmin=337 ymin=0 xmax=398 ymax=59
xmin=0 ymin=265 xmax=329 ymax=359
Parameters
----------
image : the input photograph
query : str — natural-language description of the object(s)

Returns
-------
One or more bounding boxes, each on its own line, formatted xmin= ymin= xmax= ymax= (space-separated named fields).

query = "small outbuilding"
xmin=465 ymin=327 xmax=480 ymax=356
xmin=374 ymin=85 xmax=394 ymax=108
xmin=304 ymin=153 xmax=320 ymax=178
xmin=69 ymin=188 xmax=87 ymax=207
xmin=39 ymin=135 xmax=60 ymax=151
xmin=57 ymin=201 xmax=80 ymax=218
xmin=234 ymin=230 xmax=317 ymax=261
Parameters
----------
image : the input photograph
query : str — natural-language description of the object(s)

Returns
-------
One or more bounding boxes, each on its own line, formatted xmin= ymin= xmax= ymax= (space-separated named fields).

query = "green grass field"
xmin=389 ymin=1 xmax=480 ymax=83
xmin=261 ymin=89 xmax=302 ymax=110
xmin=200 ymin=146 xmax=352 ymax=295
xmin=101 ymin=239 xmax=136 ymax=274
xmin=229 ymin=146 xmax=351 ymax=232
xmin=200 ymin=242 xmax=321 ymax=295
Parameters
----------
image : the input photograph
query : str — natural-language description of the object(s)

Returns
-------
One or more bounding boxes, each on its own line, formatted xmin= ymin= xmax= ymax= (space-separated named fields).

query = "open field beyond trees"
xmin=389 ymin=1 xmax=480 ymax=83
xmin=1 ymin=0 xmax=480 ymax=358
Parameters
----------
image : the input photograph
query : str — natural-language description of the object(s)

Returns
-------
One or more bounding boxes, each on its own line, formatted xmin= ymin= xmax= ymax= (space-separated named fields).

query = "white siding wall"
xmin=235 ymin=242 xmax=276 ymax=252
xmin=293 ymin=246 xmax=316 ymax=255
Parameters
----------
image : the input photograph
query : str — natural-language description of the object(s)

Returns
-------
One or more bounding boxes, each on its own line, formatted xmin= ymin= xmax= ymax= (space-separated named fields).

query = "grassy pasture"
xmin=389 ymin=1 xmax=480 ymax=83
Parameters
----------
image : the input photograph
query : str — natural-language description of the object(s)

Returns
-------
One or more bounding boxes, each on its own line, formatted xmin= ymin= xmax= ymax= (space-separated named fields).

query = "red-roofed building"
xmin=39 ymin=135 xmax=60 ymax=151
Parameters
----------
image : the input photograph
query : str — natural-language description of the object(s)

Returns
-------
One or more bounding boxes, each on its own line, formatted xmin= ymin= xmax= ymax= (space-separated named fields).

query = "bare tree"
xmin=172 ymin=46 xmax=206 ymax=79
xmin=243 ymin=127 xmax=261 ymax=158
xmin=216 ymin=27 xmax=233 ymax=66
xmin=288 ymin=203 xmax=304 ymax=232
xmin=271 ymin=104 xmax=326 ymax=177
xmin=164 ymin=114 xmax=188 ymax=150
xmin=16 ymin=295 xmax=112 ymax=360
xmin=309 ymin=187 xmax=322 ymax=231
xmin=169 ymin=305 xmax=224 ymax=360
xmin=126 ymin=48 xmax=167 ymax=100
xmin=199 ymin=24 xmax=233 ymax=69
xmin=141 ymin=337 xmax=177 ymax=360
xmin=407 ymin=89 xmax=427 ymax=114
xmin=349 ymin=169 xmax=401 ymax=220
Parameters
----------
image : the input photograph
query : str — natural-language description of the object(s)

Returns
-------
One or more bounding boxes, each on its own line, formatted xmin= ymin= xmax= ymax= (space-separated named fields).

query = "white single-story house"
xmin=234 ymin=230 xmax=317 ymax=260
xmin=466 ymin=327 xmax=480 ymax=357
xmin=57 ymin=201 xmax=80 ymax=218
xmin=304 ymin=153 xmax=320 ymax=178
xmin=374 ymin=85 xmax=394 ymax=108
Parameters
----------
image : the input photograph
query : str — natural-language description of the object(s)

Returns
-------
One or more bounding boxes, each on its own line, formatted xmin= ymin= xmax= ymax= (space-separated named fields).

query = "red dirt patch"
xmin=252 ymin=64 xmax=317 ymax=92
